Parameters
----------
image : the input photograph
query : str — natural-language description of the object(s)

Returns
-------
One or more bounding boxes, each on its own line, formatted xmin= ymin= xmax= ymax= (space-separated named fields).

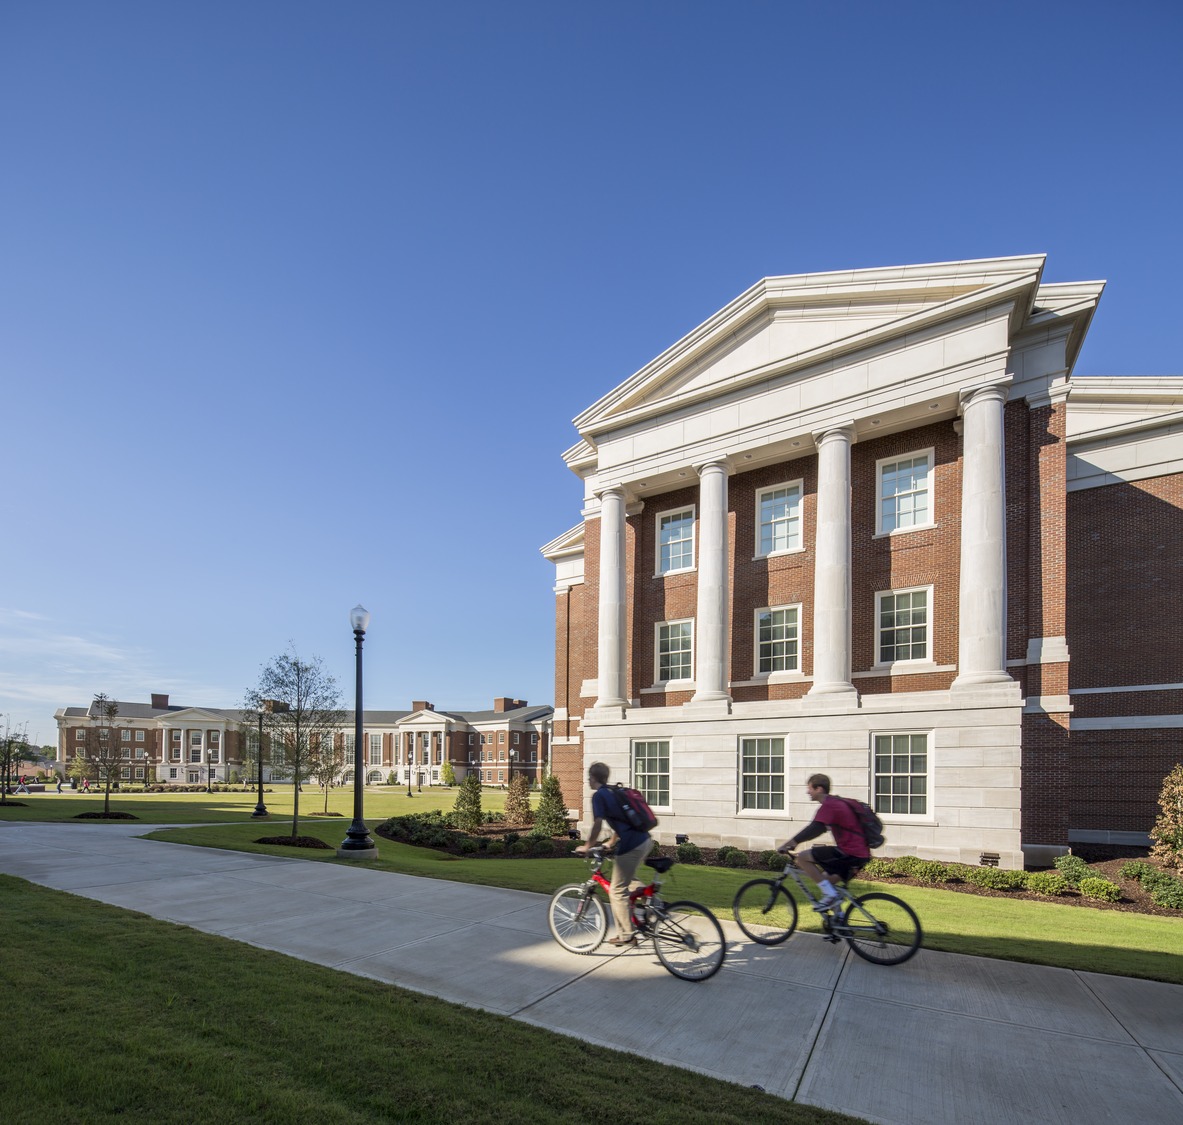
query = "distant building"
xmin=54 ymin=694 xmax=552 ymax=787
xmin=542 ymin=255 xmax=1182 ymax=868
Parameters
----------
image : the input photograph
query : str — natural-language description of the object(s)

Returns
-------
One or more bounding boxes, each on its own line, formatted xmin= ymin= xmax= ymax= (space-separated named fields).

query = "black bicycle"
xmin=732 ymin=851 xmax=922 ymax=965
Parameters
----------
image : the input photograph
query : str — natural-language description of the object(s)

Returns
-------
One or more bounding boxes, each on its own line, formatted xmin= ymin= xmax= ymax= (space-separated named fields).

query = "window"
xmin=530 ymin=750 xmax=537 ymax=763
xmin=877 ymin=452 xmax=932 ymax=534
xmin=656 ymin=620 xmax=693 ymax=682
xmin=435 ymin=747 xmax=442 ymax=764
xmin=468 ymin=733 xmax=474 ymax=744
xmin=169 ymin=768 xmax=177 ymax=780
xmin=121 ymin=729 xmax=131 ymax=741
xmin=135 ymin=730 xmax=145 ymax=742
xmin=873 ymin=733 xmax=929 ymax=815
xmin=171 ymin=730 xmax=181 ymax=743
xmin=498 ymin=770 xmax=504 ymax=783
xmin=134 ymin=767 xmax=145 ymax=780
xmin=876 ymin=588 xmax=930 ymax=664
xmin=76 ymin=730 xmax=85 ymax=741
xmin=208 ymin=731 xmax=220 ymax=749
xmin=531 ymin=733 xmax=538 ymax=745
xmin=120 ymin=766 xmax=130 ymax=779
xmin=740 ymin=737 xmax=785 ymax=810
xmin=320 ymin=733 xmax=335 ymax=755
xmin=480 ymin=734 xmax=486 ymax=745
xmin=190 ymin=731 xmax=202 ymax=747
xmin=344 ymin=733 xmax=355 ymax=755
xmin=135 ymin=748 xmax=146 ymax=759
xmin=657 ymin=507 xmax=695 ymax=574
xmin=512 ymin=732 xmax=519 ymax=744
xmin=756 ymin=481 xmax=803 ymax=556
xmin=498 ymin=731 xmax=505 ymax=743
xmin=368 ymin=734 xmax=382 ymax=765
xmin=499 ymin=748 xmax=505 ymax=761
xmin=755 ymin=606 xmax=800 ymax=674
xmin=632 ymin=741 xmax=670 ymax=807
xmin=99 ymin=728 xmax=109 ymax=740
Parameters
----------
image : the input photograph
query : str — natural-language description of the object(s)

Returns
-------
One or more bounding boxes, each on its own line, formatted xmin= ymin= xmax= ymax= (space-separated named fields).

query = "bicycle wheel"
xmin=732 ymin=879 xmax=798 ymax=945
xmin=652 ymin=900 xmax=727 ymax=981
xmin=548 ymin=884 xmax=608 ymax=954
xmin=840 ymin=892 xmax=922 ymax=966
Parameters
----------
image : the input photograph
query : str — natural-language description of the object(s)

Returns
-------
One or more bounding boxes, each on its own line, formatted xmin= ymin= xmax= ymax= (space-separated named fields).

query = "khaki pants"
xmin=609 ymin=837 xmax=655 ymax=935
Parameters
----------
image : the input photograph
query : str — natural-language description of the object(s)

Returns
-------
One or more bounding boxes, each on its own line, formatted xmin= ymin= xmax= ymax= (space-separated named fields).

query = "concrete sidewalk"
xmin=1 ymin=821 xmax=1180 ymax=1125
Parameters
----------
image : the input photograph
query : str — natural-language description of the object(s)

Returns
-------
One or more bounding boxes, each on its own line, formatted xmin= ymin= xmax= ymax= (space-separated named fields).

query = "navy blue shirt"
xmin=592 ymin=785 xmax=650 ymax=856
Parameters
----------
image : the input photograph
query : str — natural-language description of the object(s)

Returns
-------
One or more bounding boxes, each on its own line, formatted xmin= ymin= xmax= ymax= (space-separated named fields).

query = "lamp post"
xmin=338 ymin=604 xmax=377 ymax=858
xmin=252 ymin=706 xmax=268 ymax=817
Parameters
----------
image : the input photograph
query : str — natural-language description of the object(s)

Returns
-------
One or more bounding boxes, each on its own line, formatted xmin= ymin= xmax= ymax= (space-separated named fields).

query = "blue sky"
xmin=2 ymin=1 xmax=1180 ymax=746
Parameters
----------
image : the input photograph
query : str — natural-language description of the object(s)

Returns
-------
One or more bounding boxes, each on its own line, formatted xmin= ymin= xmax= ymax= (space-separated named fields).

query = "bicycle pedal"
xmin=823 ymin=934 xmax=841 ymax=944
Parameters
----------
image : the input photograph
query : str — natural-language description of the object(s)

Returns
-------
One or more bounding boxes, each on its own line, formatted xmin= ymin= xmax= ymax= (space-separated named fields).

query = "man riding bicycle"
xmin=777 ymin=773 xmax=869 ymax=910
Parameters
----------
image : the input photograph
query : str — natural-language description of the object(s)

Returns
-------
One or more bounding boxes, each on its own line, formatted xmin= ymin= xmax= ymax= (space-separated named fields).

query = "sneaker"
xmin=812 ymin=892 xmax=841 ymax=912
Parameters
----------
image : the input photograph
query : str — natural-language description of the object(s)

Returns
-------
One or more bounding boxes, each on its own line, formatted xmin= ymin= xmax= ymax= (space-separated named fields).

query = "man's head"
xmin=807 ymin=773 xmax=831 ymax=803
xmin=588 ymin=761 xmax=610 ymax=789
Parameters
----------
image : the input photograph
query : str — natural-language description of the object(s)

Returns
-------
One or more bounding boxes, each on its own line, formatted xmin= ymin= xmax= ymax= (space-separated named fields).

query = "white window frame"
xmin=874 ymin=586 xmax=933 ymax=667
xmin=121 ymin=729 xmax=131 ymax=742
xmin=530 ymin=732 xmax=538 ymax=745
xmin=75 ymin=729 xmax=85 ymax=741
xmin=135 ymin=729 xmax=145 ymax=742
xmin=875 ymin=449 xmax=934 ymax=536
xmin=738 ymin=735 xmax=787 ymax=814
xmin=632 ymin=740 xmax=670 ymax=809
xmin=656 ymin=505 xmax=695 ymax=576
xmin=753 ymin=604 xmax=802 ymax=678
xmin=872 ymin=731 xmax=934 ymax=822
xmin=368 ymin=733 xmax=382 ymax=766
xmin=168 ymin=767 xmax=177 ymax=780
xmin=655 ymin=619 xmax=694 ymax=684
xmin=755 ymin=479 xmax=804 ymax=558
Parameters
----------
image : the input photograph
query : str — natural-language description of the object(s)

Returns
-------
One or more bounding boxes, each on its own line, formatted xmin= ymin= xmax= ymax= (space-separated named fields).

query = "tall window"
xmin=740 ymin=737 xmax=785 ymax=810
xmin=756 ymin=606 xmax=800 ymax=674
xmin=344 ymin=733 xmax=355 ymax=755
xmin=368 ymin=733 xmax=382 ymax=766
xmin=756 ymin=482 xmax=803 ymax=556
xmin=632 ymin=740 xmax=670 ymax=807
xmin=877 ymin=452 xmax=932 ymax=534
xmin=135 ymin=729 xmax=145 ymax=742
xmin=75 ymin=729 xmax=85 ymax=741
xmin=877 ymin=588 xmax=930 ymax=663
xmin=874 ymin=733 xmax=929 ymax=815
xmin=657 ymin=507 xmax=695 ymax=574
xmin=657 ymin=620 xmax=693 ymax=682
xmin=121 ymin=729 xmax=131 ymax=742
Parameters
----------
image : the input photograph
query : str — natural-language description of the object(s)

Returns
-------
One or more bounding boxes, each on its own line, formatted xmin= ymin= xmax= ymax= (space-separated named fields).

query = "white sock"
xmin=818 ymin=879 xmax=836 ymax=899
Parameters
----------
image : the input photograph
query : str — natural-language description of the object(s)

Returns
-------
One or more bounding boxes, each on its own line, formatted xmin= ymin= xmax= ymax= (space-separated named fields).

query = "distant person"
xmin=55 ymin=777 xmax=63 ymax=794
xmin=82 ymin=777 xmax=91 ymax=792
xmin=15 ymin=774 xmax=30 ymax=795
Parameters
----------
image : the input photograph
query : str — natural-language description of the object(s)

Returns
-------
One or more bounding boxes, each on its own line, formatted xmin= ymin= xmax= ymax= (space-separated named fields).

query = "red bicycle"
xmin=547 ymin=845 xmax=726 ymax=981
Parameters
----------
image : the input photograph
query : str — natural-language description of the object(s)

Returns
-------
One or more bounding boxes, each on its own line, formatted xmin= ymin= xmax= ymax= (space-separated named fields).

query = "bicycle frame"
xmin=776 ymin=854 xmax=888 ymax=939
xmin=581 ymin=848 xmax=663 ymax=926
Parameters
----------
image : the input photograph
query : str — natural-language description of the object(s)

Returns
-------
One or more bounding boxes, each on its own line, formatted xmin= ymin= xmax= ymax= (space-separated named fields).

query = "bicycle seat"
xmin=645 ymin=856 xmax=675 ymax=874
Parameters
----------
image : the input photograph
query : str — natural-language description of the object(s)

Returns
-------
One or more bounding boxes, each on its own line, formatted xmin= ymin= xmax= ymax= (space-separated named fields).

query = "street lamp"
xmin=252 ymin=699 xmax=288 ymax=818
xmin=338 ymin=604 xmax=377 ymax=858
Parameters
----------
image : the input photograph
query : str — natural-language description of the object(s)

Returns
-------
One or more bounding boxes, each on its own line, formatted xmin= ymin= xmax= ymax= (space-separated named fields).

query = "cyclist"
xmin=573 ymin=761 xmax=655 ymax=945
xmin=777 ymin=773 xmax=869 ymax=910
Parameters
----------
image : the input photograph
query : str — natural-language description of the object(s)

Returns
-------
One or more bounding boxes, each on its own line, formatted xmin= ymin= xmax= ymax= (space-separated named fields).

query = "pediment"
xmin=574 ymin=256 xmax=1047 ymax=440
xmin=160 ymin=707 xmax=229 ymax=723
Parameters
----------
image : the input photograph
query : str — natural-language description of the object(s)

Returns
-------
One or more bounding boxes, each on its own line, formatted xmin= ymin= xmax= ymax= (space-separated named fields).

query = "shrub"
xmin=485 ymin=839 xmax=505 ymax=855
xmin=439 ymin=760 xmax=456 ymax=787
xmin=964 ymin=866 xmax=1027 ymax=891
xmin=533 ymin=774 xmax=570 ymax=838
xmin=1025 ymin=871 xmax=1069 ymax=896
xmin=676 ymin=842 xmax=702 ymax=864
xmin=530 ymin=837 xmax=555 ymax=856
xmin=1150 ymin=762 xmax=1183 ymax=871
xmin=912 ymin=860 xmax=953 ymax=884
xmin=860 ymin=857 xmax=895 ymax=879
xmin=458 ymin=838 xmax=479 ymax=854
xmin=721 ymin=848 xmax=749 ymax=868
xmin=891 ymin=855 xmax=924 ymax=876
xmin=387 ymin=771 xmax=397 ymax=786
xmin=504 ymin=773 xmax=533 ymax=826
xmin=1119 ymin=860 xmax=1155 ymax=883
xmin=504 ymin=831 xmax=520 ymax=846
xmin=764 ymin=851 xmax=787 ymax=871
xmin=482 ymin=811 xmax=507 ymax=824
xmin=1053 ymin=854 xmax=1092 ymax=887
xmin=509 ymin=839 xmax=531 ymax=855
xmin=1079 ymin=877 xmax=1121 ymax=903
xmin=1149 ymin=879 xmax=1183 ymax=910
xmin=452 ymin=772 xmax=483 ymax=833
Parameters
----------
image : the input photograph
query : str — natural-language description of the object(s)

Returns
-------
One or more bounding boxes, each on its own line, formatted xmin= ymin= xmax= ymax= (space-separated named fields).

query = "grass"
xmin=147 ymin=820 xmax=1183 ymax=984
xmin=0 ymin=785 xmax=505 ymax=824
xmin=0 ymin=875 xmax=864 ymax=1125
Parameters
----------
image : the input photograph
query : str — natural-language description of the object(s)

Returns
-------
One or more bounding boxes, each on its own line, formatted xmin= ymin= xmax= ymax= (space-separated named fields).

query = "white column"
xmin=595 ymin=486 xmax=628 ymax=709
xmin=953 ymin=384 xmax=1011 ymax=688
xmin=693 ymin=460 xmax=731 ymax=702
xmin=807 ymin=424 xmax=858 ymax=697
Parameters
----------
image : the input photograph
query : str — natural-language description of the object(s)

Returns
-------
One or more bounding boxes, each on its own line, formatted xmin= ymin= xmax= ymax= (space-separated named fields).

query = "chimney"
xmin=412 ymin=700 xmax=434 ymax=712
xmin=494 ymin=697 xmax=526 ymax=713
xmin=151 ymin=694 xmax=169 ymax=710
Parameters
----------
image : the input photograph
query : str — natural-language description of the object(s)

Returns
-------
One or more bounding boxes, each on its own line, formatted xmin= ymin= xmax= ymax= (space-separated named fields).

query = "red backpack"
xmin=610 ymin=784 xmax=659 ymax=832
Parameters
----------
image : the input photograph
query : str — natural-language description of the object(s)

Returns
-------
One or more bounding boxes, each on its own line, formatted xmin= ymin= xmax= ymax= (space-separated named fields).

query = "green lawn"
xmin=148 ymin=820 xmax=1183 ymax=985
xmin=0 ymin=876 xmax=863 ymax=1125
xmin=0 ymin=785 xmax=502 ymax=824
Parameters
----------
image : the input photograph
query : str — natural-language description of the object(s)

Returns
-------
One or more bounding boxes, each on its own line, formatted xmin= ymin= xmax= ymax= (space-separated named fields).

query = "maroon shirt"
xmin=804 ymin=795 xmax=871 ymax=858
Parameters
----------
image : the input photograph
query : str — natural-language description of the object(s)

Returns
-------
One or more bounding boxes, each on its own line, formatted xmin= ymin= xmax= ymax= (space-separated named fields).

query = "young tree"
xmin=244 ymin=648 xmax=345 ymax=840
xmin=85 ymin=694 xmax=126 ymax=814
xmin=534 ymin=773 xmax=569 ymax=837
xmin=307 ymin=730 xmax=347 ymax=814
xmin=1150 ymin=762 xmax=1183 ymax=871
xmin=0 ymin=720 xmax=32 ymax=802
xmin=439 ymin=759 xmax=456 ymax=787
xmin=453 ymin=770 xmax=483 ymax=832
xmin=504 ymin=771 xmax=532 ymax=826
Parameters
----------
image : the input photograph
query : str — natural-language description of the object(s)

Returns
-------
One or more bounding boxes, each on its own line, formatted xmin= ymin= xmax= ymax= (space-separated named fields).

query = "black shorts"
xmin=807 ymin=845 xmax=865 ymax=883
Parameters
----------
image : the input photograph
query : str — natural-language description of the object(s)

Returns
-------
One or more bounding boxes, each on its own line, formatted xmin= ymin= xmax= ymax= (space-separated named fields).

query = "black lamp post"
xmin=338 ymin=604 xmax=377 ymax=858
xmin=252 ymin=706 xmax=269 ymax=818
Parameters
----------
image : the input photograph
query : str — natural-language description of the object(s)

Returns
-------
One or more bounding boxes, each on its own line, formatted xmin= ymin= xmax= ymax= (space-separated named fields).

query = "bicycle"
xmin=547 ymin=845 xmax=727 ymax=981
xmin=732 ymin=851 xmax=922 ymax=965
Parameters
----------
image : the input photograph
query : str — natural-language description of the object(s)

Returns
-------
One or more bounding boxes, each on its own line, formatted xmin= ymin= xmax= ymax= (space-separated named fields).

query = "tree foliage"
xmin=0 ymin=720 xmax=33 ymax=802
xmin=440 ymin=760 xmax=456 ymax=787
xmin=85 ymin=694 xmax=125 ymax=814
xmin=504 ymin=772 xmax=532 ymax=826
xmin=533 ymin=773 xmax=569 ymax=837
xmin=453 ymin=770 xmax=483 ymax=832
xmin=244 ymin=648 xmax=345 ymax=839
xmin=307 ymin=731 xmax=347 ymax=814
xmin=1150 ymin=762 xmax=1183 ymax=871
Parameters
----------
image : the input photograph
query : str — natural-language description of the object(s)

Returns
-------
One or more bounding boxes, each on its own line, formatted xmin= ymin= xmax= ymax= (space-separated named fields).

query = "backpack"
xmin=842 ymin=798 xmax=886 ymax=850
xmin=609 ymin=784 xmax=659 ymax=832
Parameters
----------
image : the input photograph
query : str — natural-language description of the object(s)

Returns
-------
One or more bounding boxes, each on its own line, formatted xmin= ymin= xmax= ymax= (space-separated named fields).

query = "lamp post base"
xmin=335 ymin=844 xmax=379 ymax=860
xmin=251 ymin=807 xmax=269 ymax=818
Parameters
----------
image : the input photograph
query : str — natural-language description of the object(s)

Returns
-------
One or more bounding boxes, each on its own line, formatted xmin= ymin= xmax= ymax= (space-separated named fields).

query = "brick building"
xmin=541 ymin=255 xmax=1183 ymax=868
xmin=54 ymin=695 xmax=552 ymax=787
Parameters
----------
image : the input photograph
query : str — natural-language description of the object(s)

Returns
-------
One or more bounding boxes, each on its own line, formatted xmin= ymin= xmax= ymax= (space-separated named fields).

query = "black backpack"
xmin=842 ymin=798 xmax=886 ymax=850
xmin=610 ymin=784 xmax=659 ymax=832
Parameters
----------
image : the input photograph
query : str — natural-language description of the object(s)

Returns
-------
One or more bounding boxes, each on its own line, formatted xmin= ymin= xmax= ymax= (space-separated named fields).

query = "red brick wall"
xmin=1062 ymin=730 xmax=1181 ymax=834
xmin=1022 ymin=713 xmax=1071 ymax=843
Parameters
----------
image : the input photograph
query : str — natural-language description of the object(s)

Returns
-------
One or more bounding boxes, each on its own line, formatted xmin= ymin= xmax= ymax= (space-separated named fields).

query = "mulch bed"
xmin=73 ymin=811 xmax=140 ymax=820
xmin=256 ymin=836 xmax=334 ymax=849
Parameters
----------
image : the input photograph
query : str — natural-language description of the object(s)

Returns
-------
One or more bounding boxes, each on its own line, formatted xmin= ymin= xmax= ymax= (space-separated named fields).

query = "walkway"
xmin=1 ymin=821 xmax=1181 ymax=1124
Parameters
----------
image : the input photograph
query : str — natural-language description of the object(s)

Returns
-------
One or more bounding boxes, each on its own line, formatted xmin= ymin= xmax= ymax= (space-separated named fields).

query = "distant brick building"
xmin=54 ymin=695 xmax=551 ymax=787
xmin=542 ymin=256 xmax=1182 ymax=868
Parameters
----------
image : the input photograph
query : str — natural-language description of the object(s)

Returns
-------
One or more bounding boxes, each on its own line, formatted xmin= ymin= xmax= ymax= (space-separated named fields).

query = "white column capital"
xmin=693 ymin=457 xmax=734 ymax=478
xmin=958 ymin=380 xmax=1011 ymax=412
xmin=811 ymin=422 xmax=857 ymax=448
